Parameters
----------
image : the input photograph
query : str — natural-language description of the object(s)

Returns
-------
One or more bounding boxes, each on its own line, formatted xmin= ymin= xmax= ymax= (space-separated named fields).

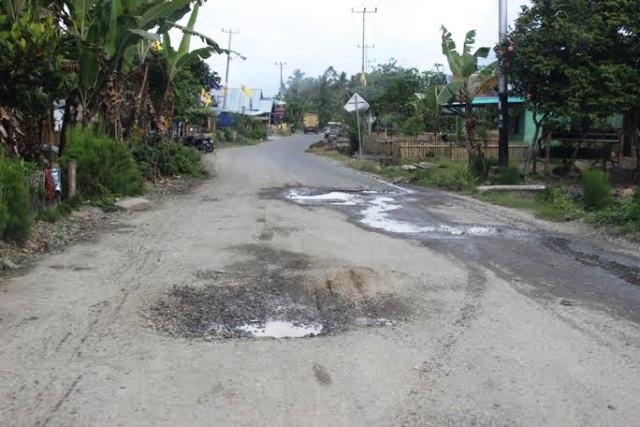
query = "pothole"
xmin=284 ymin=187 xmax=500 ymax=237
xmin=147 ymin=245 xmax=411 ymax=340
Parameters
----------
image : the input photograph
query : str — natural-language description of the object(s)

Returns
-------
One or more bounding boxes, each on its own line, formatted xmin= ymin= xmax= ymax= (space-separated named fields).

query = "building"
xmin=210 ymin=88 xmax=274 ymax=127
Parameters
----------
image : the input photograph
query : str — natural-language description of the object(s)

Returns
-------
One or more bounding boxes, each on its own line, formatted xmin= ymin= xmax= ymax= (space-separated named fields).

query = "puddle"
xmin=285 ymin=188 xmax=499 ymax=237
xmin=286 ymin=189 xmax=364 ymax=206
xmin=238 ymin=320 xmax=323 ymax=338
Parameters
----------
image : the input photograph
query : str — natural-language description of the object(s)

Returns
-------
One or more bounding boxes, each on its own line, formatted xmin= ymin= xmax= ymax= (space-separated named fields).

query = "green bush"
xmin=0 ymin=155 xmax=32 ymax=241
xmin=494 ymin=166 xmax=522 ymax=185
xmin=250 ymin=127 xmax=267 ymax=141
xmin=62 ymin=128 xmax=144 ymax=198
xmin=132 ymin=140 xmax=203 ymax=180
xmin=582 ymin=170 xmax=611 ymax=210
xmin=536 ymin=187 xmax=584 ymax=221
xmin=223 ymin=127 xmax=234 ymax=142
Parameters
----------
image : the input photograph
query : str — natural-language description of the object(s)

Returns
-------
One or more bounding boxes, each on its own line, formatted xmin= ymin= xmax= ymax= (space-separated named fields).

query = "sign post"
xmin=344 ymin=93 xmax=370 ymax=157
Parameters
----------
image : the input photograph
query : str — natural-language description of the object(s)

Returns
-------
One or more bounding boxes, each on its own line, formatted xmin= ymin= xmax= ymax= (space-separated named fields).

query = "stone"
xmin=115 ymin=197 xmax=152 ymax=212
xmin=620 ymin=187 xmax=636 ymax=198
xmin=400 ymin=164 xmax=418 ymax=171
xmin=1 ymin=257 xmax=19 ymax=270
xmin=415 ymin=162 xmax=432 ymax=170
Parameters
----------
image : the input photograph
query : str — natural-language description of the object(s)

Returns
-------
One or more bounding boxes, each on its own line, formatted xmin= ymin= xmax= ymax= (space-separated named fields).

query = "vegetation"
xmin=438 ymin=27 xmax=497 ymax=175
xmin=507 ymin=0 xmax=640 ymax=173
xmin=582 ymin=170 xmax=612 ymax=210
xmin=132 ymin=140 xmax=204 ymax=180
xmin=0 ymin=155 xmax=32 ymax=241
xmin=62 ymin=129 xmax=145 ymax=198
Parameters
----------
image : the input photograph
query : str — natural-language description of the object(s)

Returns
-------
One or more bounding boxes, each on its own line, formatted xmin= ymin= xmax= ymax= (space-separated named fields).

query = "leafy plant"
xmin=494 ymin=166 xmax=522 ymax=185
xmin=0 ymin=154 xmax=32 ymax=241
xmin=438 ymin=26 xmax=497 ymax=169
xmin=582 ymin=170 xmax=611 ymax=210
xmin=62 ymin=128 xmax=145 ymax=198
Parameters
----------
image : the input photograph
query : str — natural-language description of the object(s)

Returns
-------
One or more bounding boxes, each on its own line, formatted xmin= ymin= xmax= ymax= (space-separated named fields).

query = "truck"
xmin=303 ymin=113 xmax=320 ymax=134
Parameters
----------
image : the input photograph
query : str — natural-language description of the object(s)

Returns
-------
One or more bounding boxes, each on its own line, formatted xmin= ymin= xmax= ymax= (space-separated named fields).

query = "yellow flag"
xmin=241 ymin=85 xmax=254 ymax=97
xmin=200 ymin=88 xmax=212 ymax=107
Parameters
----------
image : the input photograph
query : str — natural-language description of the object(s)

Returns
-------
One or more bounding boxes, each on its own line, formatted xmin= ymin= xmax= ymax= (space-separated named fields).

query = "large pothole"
xmin=283 ymin=187 xmax=501 ymax=237
xmin=147 ymin=245 xmax=411 ymax=339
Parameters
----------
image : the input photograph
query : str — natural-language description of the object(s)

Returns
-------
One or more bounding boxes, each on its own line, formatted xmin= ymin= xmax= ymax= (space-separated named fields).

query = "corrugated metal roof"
xmin=211 ymin=88 xmax=273 ymax=116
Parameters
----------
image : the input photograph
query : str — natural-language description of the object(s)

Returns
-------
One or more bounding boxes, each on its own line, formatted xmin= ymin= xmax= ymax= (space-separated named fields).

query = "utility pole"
xmin=498 ymin=0 xmax=509 ymax=166
xmin=352 ymin=7 xmax=377 ymax=86
xmin=274 ymin=61 xmax=287 ymax=98
xmin=221 ymin=28 xmax=239 ymax=111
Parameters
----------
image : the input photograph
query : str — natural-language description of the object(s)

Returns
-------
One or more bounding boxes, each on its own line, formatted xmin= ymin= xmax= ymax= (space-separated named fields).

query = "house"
xmin=210 ymin=88 xmax=274 ymax=127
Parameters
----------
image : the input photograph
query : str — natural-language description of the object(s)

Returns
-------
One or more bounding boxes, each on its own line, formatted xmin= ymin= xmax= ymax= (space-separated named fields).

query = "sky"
xmin=188 ymin=0 xmax=531 ymax=97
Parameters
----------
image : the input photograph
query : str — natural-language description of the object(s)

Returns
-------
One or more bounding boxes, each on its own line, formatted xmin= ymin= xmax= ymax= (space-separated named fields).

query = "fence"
xmin=391 ymin=143 xmax=529 ymax=163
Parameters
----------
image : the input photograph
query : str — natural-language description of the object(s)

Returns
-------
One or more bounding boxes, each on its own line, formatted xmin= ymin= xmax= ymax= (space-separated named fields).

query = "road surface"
xmin=1 ymin=134 xmax=639 ymax=426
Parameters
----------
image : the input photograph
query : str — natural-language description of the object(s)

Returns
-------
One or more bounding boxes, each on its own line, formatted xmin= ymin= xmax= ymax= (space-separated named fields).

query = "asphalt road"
xmin=1 ymin=134 xmax=639 ymax=426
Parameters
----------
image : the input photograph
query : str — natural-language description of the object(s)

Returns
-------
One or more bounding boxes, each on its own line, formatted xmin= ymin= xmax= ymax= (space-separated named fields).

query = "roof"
xmin=447 ymin=96 xmax=526 ymax=107
xmin=471 ymin=96 xmax=526 ymax=105
xmin=211 ymin=88 xmax=274 ymax=116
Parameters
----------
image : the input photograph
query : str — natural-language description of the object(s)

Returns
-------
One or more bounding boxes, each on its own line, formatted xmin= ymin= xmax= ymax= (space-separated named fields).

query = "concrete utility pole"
xmin=352 ymin=7 xmax=377 ymax=86
xmin=274 ymin=61 xmax=287 ymax=98
xmin=498 ymin=0 xmax=509 ymax=166
xmin=221 ymin=28 xmax=239 ymax=111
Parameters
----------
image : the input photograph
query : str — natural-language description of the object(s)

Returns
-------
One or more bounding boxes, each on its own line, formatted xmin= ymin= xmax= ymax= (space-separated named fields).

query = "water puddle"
xmin=285 ymin=188 xmax=498 ymax=237
xmin=237 ymin=320 xmax=323 ymax=338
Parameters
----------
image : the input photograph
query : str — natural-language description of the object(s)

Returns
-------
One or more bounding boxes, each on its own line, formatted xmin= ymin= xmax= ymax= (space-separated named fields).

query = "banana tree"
xmin=412 ymin=85 xmax=445 ymax=142
xmin=438 ymin=26 xmax=497 ymax=167
xmin=61 ymin=0 xmax=194 ymax=138
xmin=157 ymin=1 xmax=221 ymax=133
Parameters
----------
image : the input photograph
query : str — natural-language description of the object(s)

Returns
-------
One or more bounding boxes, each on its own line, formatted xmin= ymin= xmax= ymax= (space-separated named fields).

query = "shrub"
xmin=62 ymin=128 xmax=144 ymax=198
xmin=0 ymin=155 xmax=32 ymax=241
xmin=132 ymin=140 xmax=203 ymax=180
xmin=536 ymin=187 xmax=584 ymax=221
xmin=494 ymin=166 xmax=522 ymax=185
xmin=223 ymin=127 xmax=234 ymax=142
xmin=582 ymin=170 xmax=611 ymax=210
xmin=250 ymin=127 xmax=267 ymax=141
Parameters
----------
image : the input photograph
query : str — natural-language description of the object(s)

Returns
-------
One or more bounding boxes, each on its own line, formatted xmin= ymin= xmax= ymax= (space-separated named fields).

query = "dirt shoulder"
xmin=0 ymin=176 xmax=206 ymax=279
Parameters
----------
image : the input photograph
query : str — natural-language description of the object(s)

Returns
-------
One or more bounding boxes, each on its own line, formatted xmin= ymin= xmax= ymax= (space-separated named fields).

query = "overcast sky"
xmin=190 ymin=0 xmax=530 ymax=97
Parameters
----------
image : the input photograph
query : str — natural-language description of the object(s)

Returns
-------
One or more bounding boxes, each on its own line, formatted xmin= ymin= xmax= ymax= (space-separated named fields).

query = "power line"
xmin=352 ymin=7 xmax=377 ymax=86
xmin=221 ymin=28 xmax=239 ymax=110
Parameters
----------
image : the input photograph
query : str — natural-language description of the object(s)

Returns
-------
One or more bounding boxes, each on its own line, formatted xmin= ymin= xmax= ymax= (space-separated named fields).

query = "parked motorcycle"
xmin=182 ymin=135 xmax=214 ymax=153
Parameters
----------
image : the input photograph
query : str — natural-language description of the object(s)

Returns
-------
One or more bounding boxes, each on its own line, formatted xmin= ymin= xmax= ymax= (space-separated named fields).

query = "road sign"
xmin=344 ymin=93 xmax=370 ymax=113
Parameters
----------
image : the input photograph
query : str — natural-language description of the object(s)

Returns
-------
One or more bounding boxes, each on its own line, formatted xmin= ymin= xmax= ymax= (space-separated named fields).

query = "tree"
xmin=0 ymin=3 xmax=73 ymax=158
xmin=438 ymin=26 xmax=497 ymax=169
xmin=508 ymin=0 xmax=640 ymax=174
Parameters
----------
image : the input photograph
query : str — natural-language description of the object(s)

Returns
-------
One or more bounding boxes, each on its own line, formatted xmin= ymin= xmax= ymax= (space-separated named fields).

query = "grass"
xmin=36 ymin=195 xmax=83 ymax=223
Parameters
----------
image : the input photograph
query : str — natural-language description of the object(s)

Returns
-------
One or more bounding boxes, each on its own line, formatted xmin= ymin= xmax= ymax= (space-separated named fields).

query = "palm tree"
xmin=437 ymin=26 xmax=497 ymax=168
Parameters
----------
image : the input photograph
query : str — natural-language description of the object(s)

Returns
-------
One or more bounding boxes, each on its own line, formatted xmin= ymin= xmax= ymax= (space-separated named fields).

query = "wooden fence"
xmin=391 ymin=143 xmax=529 ymax=163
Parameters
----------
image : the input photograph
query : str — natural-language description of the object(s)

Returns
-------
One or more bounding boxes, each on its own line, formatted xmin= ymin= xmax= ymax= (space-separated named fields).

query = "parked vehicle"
xmin=182 ymin=135 xmax=214 ymax=153
xmin=303 ymin=113 xmax=320 ymax=134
